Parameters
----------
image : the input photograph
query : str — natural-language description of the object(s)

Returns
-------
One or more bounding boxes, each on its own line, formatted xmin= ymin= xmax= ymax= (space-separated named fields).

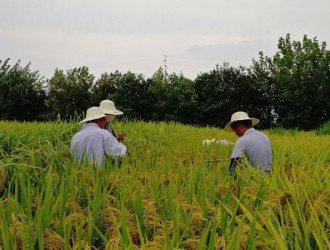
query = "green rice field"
xmin=0 ymin=121 xmax=329 ymax=249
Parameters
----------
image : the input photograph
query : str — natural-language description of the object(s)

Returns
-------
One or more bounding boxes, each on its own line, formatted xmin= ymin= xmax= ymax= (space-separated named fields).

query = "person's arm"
xmin=103 ymin=131 xmax=127 ymax=159
xmin=229 ymin=157 xmax=241 ymax=175
xmin=229 ymin=138 xmax=245 ymax=175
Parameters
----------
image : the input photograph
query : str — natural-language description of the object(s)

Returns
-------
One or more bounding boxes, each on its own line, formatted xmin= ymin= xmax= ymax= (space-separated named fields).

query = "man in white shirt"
xmin=224 ymin=111 xmax=272 ymax=175
xmin=70 ymin=106 xmax=126 ymax=167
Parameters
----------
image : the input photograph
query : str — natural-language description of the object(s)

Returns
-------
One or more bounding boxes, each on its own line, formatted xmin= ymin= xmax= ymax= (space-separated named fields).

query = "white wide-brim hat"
xmin=79 ymin=107 xmax=106 ymax=124
xmin=224 ymin=111 xmax=259 ymax=132
xmin=100 ymin=100 xmax=123 ymax=115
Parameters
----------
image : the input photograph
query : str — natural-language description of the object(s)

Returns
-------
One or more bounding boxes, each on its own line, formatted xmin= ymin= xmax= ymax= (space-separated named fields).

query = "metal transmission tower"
xmin=163 ymin=55 xmax=168 ymax=83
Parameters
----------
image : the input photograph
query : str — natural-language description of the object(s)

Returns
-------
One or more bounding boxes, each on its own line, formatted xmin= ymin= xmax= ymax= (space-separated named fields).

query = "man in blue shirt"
xmin=224 ymin=111 xmax=272 ymax=175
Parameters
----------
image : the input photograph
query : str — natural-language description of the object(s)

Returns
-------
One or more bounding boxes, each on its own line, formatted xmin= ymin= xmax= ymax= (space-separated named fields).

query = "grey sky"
xmin=1 ymin=0 xmax=329 ymax=80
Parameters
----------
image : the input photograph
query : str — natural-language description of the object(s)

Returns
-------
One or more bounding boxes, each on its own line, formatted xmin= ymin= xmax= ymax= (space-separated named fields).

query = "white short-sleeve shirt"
xmin=231 ymin=128 xmax=272 ymax=172
xmin=70 ymin=123 xmax=126 ymax=167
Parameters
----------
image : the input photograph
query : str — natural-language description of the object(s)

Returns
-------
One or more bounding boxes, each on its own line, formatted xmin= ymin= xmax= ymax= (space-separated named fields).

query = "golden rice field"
xmin=0 ymin=121 xmax=329 ymax=249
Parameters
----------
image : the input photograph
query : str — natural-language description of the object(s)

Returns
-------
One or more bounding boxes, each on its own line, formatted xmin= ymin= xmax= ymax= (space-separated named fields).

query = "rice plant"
xmin=0 ymin=120 xmax=329 ymax=249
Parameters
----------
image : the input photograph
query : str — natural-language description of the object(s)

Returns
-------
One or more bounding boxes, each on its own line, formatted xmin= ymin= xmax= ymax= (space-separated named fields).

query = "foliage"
xmin=148 ymin=69 xmax=197 ymax=124
xmin=0 ymin=59 xmax=48 ymax=121
xmin=1 ymin=34 xmax=329 ymax=131
xmin=252 ymin=34 xmax=330 ymax=130
xmin=268 ymin=126 xmax=299 ymax=136
xmin=108 ymin=71 xmax=155 ymax=121
xmin=46 ymin=67 xmax=95 ymax=120
xmin=194 ymin=63 xmax=262 ymax=128
xmin=90 ymin=71 xmax=122 ymax=105
xmin=165 ymin=73 xmax=196 ymax=124
xmin=315 ymin=121 xmax=330 ymax=135
xmin=250 ymin=52 xmax=278 ymax=127
xmin=0 ymin=121 xmax=329 ymax=249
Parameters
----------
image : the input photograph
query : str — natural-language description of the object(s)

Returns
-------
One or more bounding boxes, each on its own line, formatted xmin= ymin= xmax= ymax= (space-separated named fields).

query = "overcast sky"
xmin=1 ymin=0 xmax=329 ymax=80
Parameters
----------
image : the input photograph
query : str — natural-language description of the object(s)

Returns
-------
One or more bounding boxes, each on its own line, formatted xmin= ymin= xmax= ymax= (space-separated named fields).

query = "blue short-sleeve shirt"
xmin=231 ymin=128 xmax=272 ymax=172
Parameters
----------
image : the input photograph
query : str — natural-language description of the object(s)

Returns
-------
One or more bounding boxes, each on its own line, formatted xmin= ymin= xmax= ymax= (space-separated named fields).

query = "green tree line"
xmin=1 ymin=34 xmax=329 ymax=130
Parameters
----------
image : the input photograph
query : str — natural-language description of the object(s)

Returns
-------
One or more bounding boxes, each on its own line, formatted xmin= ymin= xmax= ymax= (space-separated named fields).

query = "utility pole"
xmin=163 ymin=55 xmax=168 ymax=83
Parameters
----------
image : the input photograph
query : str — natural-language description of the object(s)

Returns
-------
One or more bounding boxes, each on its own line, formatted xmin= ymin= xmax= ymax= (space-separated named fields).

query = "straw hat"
xmin=224 ymin=111 xmax=259 ymax=132
xmin=79 ymin=107 xmax=106 ymax=124
xmin=99 ymin=100 xmax=123 ymax=115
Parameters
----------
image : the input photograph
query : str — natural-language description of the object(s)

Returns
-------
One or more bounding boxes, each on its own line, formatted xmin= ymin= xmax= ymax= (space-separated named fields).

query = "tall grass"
xmin=316 ymin=121 xmax=330 ymax=136
xmin=0 ymin=120 xmax=329 ymax=249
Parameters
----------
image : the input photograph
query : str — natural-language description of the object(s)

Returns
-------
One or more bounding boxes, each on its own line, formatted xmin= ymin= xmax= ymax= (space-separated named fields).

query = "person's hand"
xmin=117 ymin=133 xmax=125 ymax=142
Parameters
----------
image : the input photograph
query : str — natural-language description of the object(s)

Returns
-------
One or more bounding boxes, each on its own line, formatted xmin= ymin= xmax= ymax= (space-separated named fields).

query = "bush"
xmin=315 ymin=121 xmax=330 ymax=136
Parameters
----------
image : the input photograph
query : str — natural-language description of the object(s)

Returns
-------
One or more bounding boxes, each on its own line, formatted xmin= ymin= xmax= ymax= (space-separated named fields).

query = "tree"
xmin=108 ymin=71 xmax=154 ymax=120
xmin=193 ymin=63 xmax=258 ymax=127
xmin=90 ymin=71 xmax=122 ymax=105
xmin=0 ymin=59 xmax=48 ymax=121
xmin=250 ymin=52 xmax=278 ymax=128
xmin=252 ymin=34 xmax=330 ymax=129
xmin=165 ymin=73 xmax=196 ymax=124
xmin=148 ymin=69 xmax=196 ymax=124
xmin=46 ymin=67 xmax=94 ymax=120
